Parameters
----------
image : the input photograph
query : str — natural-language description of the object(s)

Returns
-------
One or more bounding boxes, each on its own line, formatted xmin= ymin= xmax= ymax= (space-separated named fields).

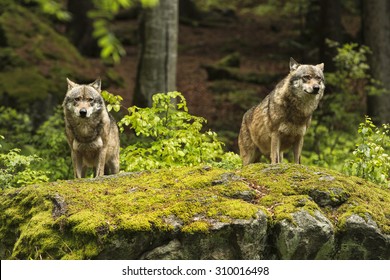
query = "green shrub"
xmin=0 ymin=143 xmax=49 ymax=189
xmin=0 ymin=106 xmax=32 ymax=150
xmin=33 ymin=106 xmax=72 ymax=181
xmin=303 ymin=41 xmax=382 ymax=170
xmin=118 ymin=91 xmax=241 ymax=171
xmin=344 ymin=116 xmax=390 ymax=188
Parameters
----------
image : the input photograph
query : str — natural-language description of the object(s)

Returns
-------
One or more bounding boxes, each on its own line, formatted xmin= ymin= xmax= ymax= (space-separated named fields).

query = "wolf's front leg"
xmin=293 ymin=137 xmax=304 ymax=164
xmin=73 ymin=151 xmax=84 ymax=178
xmin=95 ymin=148 xmax=107 ymax=177
xmin=270 ymin=134 xmax=281 ymax=164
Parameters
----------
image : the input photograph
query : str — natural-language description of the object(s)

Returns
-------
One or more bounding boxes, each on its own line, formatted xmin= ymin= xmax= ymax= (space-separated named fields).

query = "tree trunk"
xmin=133 ymin=0 xmax=178 ymax=107
xmin=362 ymin=0 xmax=390 ymax=124
xmin=319 ymin=0 xmax=344 ymax=71
xmin=66 ymin=0 xmax=99 ymax=57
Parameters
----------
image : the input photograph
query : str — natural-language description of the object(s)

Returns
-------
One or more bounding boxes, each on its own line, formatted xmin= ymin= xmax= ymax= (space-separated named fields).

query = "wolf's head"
xmin=289 ymin=57 xmax=325 ymax=97
xmin=63 ymin=78 xmax=104 ymax=118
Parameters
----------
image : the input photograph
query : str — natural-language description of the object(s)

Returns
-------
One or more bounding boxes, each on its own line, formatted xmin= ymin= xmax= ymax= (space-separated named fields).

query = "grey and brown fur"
xmin=63 ymin=78 xmax=120 ymax=178
xmin=238 ymin=58 xmax=325 ymax=165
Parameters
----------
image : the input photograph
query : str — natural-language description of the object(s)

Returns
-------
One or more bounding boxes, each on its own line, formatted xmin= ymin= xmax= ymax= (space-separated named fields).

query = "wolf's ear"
xmin=316 ymin=63 xmax=324 ymax=72
xmin=90 ymin=78 xmax=101 ymax=92
xmin=290 ymin=57 xmax=300 ymax=72
xmin=67 ymin=78 xmax=78 ymax=90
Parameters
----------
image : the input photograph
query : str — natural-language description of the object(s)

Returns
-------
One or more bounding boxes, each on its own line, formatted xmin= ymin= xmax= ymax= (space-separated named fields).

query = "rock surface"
xmin=0 ymin=164 xmax=389 ymax=260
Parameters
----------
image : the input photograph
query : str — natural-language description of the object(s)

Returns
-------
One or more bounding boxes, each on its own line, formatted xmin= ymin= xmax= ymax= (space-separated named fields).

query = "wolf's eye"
xmin=88 ymin=98 xmax=94 ymax=102
xmin=74 ymin=97 xmax=80 ymax=102
xmin=303 ymin=75 xmax=311 ymax=80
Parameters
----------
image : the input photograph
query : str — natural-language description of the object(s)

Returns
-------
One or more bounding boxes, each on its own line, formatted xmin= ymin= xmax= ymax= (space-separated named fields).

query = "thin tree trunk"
xmin=362 ymin=0 xmax=390 ymax=124
xmin=134 ymin=0 xmax=178 ymax=107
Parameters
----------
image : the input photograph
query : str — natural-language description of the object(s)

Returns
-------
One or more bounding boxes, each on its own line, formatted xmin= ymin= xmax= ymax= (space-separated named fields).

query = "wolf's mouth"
xmin=305 ymin=89 xmax=320 ymax=95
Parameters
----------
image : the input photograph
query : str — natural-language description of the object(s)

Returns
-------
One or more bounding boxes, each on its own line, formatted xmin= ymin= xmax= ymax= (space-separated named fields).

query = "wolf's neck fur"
xmin=66 ymin=112 xmax=104 ymax=143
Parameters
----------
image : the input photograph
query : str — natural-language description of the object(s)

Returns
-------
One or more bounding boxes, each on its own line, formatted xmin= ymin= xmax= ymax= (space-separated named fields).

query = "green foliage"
xmin=33 ymin=0 xmax=71 ymax=21
xmin=33 ymin=107 xmax=72 ymax=181
xmin=28 ymin=0 xmax=160 ymax=63
xmin=303 ymin=41 xmax=382 ymax=170
xmin=118 ymin=92 xmax=241 ymax=171
xmin=344 ymin=117 xmax=390 ymax=188
xmin=0 ymin=146 xmax=49 ymax=189
xmin=101 ymin=90 xmax=123 ymax=112
xmin=0 ymin=106 xmax=32 ymax=150
xmin=90 ymin=0 xmax=159 ymax=63
xmin=322 ymin=41 xmax=372 ymax=129
xmin=92 ymin=17 xmax=126 ymax=64
xmin=0 ymin=106 xmax=71 ymax=184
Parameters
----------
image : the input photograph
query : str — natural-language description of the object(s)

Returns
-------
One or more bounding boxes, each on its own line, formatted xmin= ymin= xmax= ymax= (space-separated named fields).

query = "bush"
xmin=118 ymin=91 xmax=241 ymax=171
xmin=303 ymin=41 xmax=382 ymax=170
xmin=0 ymin=106 xmax=32 ymax=150
xmin=0 ymin=144 xmax=49 ymax=189
xmin=33 ymin=106 xmax=73 ymax=181
xmin=344 ymin=116 xmax=390 ymax=188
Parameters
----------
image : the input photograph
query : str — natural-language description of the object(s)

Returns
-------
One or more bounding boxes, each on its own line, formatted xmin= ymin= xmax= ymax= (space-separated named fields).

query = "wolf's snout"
xmin=312 ymin=85 xmax=320 ymax=94
xmin=79 ymin=108 xmax=87 ymax=118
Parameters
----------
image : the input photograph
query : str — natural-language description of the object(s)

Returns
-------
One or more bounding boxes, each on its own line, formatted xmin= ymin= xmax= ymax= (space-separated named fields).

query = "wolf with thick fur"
xmin=238 ymin=58 xmax=325 ymax=165
xmin=63 ymin=78 xmax=120 ymax=178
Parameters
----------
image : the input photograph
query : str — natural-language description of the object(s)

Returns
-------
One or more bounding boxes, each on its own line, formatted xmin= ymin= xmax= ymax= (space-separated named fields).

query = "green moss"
xmin=12 ymin=211 xmax=62 ymax=259
xmin=0 ymin=166 xmax=262 ymax=259
xmin=0 ymin=68 xmax=49 ymax=103
xmin=0 ymin=4 xmax=94 ymax=107
xmin=68 ymin=210 xmax=107 ymax=236
xmin=0 ymin=5 xmax=83 ymax=64
xmin=182 ymin=221 xmax=210 ymax=233
xmin=1 ymin=163 xmax=389 ymax=259
xmin=240 ymin=163 xmax=390 ymax=232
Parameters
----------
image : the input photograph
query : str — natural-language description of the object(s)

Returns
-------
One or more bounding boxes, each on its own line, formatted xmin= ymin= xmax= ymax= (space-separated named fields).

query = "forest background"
xmin=0 ymin=0 xmax=389 ymax=188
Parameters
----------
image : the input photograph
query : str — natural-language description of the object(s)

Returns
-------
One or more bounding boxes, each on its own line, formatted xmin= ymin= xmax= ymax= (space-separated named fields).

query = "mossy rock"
xmin=0 ymin=164 xmax=389 ymax=259
xmin=0 ymin=4 xmax=94 ymax=109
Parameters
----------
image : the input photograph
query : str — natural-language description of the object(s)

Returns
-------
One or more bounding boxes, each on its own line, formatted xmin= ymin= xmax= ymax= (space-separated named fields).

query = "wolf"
xmin=238 ymin=57 xmax=325 ymax=165
xmin=63 ymin=78 xmax=120 ymax=178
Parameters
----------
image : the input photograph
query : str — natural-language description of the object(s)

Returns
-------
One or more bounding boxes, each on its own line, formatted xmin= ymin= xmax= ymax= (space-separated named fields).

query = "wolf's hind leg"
xmin=242 ymin=146 xmax=261 ymax=165
xmin=239 ymin=126 xmax=261 ymax=165
xmin=104 ymin=159 xmax=119 ymax=175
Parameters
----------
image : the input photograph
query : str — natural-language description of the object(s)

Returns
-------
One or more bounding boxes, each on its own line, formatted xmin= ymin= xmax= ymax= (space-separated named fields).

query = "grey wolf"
xmin=238 ymin=57 xmax=325 ymax=165
xmin=63 ymin=78 xmax=120 ymax=178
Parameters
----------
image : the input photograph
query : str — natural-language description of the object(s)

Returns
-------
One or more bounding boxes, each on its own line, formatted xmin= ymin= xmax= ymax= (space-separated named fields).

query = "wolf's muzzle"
xmin=79 ymin=108 xmax=87 ymax=118
xmin=310 ymin=85 xmax=320 ymax=94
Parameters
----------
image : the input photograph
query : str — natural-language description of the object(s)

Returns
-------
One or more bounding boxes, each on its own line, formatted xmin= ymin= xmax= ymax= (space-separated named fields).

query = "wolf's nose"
xmin=312 ymin=85 xmax=320 ymax=94
xmin=79 ymin=108 xmax=87 ymax=117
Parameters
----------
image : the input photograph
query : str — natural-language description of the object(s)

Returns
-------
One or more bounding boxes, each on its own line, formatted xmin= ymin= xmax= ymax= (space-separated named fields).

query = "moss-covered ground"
xmin=0 ymin=163 xmax=389 ymax=259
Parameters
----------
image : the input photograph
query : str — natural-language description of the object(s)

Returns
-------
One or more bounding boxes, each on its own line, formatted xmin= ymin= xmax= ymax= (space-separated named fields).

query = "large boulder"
xmin=0 ymin=164 xmax=389 ymax=259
